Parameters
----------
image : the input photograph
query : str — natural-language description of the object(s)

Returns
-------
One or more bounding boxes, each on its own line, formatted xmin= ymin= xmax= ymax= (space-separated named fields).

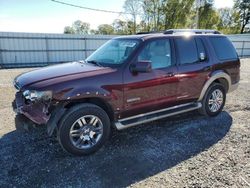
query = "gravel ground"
xmin=0 ymin=60 xmax=249 ymax=188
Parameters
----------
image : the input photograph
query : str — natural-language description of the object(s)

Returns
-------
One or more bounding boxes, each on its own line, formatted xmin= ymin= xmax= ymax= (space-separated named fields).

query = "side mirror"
xmin=130 ymin=61 xmax=152 ymax=73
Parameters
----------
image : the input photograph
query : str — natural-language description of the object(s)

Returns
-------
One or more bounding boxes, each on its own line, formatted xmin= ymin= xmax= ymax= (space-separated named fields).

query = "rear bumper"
xmin=228 ymin=82 xmax=239 ymax=93
xmin=13 ymin=92 xmax=50 ymax=125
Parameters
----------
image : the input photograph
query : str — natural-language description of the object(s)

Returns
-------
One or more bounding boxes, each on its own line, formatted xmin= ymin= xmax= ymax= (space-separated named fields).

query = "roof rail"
xmin=164 ymin=29 xmax=221 ymax=34
xmin=136 ymin=31 xmax=163 ymax=35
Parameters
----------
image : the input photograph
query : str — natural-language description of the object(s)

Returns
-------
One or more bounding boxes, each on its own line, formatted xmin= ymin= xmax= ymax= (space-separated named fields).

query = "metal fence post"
xmin=0 ymin=38 xmax=3 ymax=68
xmin=0 ymin=48 xmax=2 ymax=68
xmin=241 ymin=41 xmax=245 ymax=58
xmin=45 ymin=36 xmax=50 ymax=65
xmin=84 ymin=37 xmax=87 ymax=59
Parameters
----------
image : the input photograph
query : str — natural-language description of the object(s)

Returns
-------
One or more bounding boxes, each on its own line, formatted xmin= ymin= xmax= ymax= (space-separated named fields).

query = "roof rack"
xmin=164 ymin=29 xmax=221 ymax=34
xmin=136 ymin=31 xmax=164 ymax=35
xmin=136 ymin=29 xmax=221 ymax=35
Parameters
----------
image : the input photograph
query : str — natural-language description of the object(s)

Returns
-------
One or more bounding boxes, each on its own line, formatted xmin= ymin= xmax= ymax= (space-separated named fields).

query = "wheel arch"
xmin=198 ymin=71 xmax=231 ymax=101
xmin=64 ymin=97 xmax=115 ymax=122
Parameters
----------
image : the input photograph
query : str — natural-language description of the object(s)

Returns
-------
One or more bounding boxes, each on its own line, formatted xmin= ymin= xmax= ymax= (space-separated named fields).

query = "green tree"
xmin=123 ymin=0 xmax=143 ymax=33
xmin=89 ymin=29 xmax=98 ymax=35
xmin=126 ymin=20 xmax=136 ymax=34
xmin=163 ymin=0 xmax=195 ymax=29
xmin=198 ymin=3 xmax=219 ymax=29
xmin=112 ymin=19 xmax=127 ymax=34
xmin=142 ymin=0 xmax=164 ymax=31
xmin=217 ymin=8 xmax=240 ymax=34
xmin=64 ymin=20 xmax=90 ymax=34
xmin=96 ymin=24 xmax=115 ymax=35
xmin=63 ymin=1 xmax=244 ymax=35
xmin=72 ymin=20 xmax=90 ymax=34
xmin=234 ymin=0 xmax=250 ymax=33
xmin=64 ymin=26 xmax=75 ymax=34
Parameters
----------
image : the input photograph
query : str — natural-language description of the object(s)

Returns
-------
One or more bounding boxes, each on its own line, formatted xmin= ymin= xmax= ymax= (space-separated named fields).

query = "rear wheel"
xmin=199 ymin=83 xmax=226 ymax=117
xmin=58 ymin=103 xmax=110 ymax=156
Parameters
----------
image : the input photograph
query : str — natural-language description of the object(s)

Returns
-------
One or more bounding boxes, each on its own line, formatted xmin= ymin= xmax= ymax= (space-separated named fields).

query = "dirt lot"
xmin=0 ymin=60 xmax=249 ymax=188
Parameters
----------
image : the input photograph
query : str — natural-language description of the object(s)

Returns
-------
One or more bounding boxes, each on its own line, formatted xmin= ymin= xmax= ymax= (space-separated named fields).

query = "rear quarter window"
xmin=210 ymin=37 xmax=238 ymax=61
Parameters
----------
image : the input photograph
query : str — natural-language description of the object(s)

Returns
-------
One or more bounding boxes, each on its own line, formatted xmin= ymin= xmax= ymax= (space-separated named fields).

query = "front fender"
xmin=47 ymin=104 xmax=66 ymax=136
xmin=54 ymin=87 xmax=112 ymax=102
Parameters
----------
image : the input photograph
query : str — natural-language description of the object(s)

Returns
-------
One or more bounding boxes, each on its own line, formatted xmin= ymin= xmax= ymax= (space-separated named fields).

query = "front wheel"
xmin=58 ymin=103 xmax=111 ymax=156
xmin=199 ymin=83 xmax=226 ymax=117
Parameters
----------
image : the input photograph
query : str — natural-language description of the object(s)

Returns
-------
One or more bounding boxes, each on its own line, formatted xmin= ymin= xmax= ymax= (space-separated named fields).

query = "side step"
xmin=114 ymin=102 xmax=202 ymax=130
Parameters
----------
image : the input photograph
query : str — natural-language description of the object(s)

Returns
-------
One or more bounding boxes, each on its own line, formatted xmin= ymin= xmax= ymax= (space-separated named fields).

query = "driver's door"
xmin=121 ymin=38 xmax=179 ymax=119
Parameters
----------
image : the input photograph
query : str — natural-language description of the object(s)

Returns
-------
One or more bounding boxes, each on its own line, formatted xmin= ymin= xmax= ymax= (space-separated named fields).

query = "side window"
xmin=195 ymin=38 xmax=207 ymax=61
xmin=196 ymin=38 xmax=206 ymax=55
xmin=175 ymin=37 xmax=198 ymax=64
xmin=138 ymin=39 xmax=172 ymax=69
xmin=210 ymin=37 xmax=238 ymax=60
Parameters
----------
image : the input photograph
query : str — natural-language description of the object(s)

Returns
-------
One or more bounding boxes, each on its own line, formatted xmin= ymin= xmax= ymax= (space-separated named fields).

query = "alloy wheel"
xmin=69 ymin=115 xmax=103 ymax=149
xmin=208 ymin=89 xmax=224 ymax=113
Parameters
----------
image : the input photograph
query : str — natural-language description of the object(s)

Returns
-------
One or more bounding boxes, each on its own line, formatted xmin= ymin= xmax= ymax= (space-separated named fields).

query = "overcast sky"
xmin=0 ymin=0 xmax=235 ymax=33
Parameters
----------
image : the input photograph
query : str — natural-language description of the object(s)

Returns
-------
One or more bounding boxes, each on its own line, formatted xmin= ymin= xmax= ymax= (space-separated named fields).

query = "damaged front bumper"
xmin=12 ymin=92 xmax=51 ymax=125
xmin=13 ymin=92 xmax=66 ymax=136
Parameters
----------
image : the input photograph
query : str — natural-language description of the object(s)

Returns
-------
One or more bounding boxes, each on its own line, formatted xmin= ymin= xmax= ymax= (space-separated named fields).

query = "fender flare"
xmin=198 ymin=71 xmax=231 ymax=101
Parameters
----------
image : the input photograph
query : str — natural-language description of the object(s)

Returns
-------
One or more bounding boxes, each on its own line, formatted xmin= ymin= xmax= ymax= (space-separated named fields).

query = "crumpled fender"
xmin=46 ymin=104 xmax=66 ymax=136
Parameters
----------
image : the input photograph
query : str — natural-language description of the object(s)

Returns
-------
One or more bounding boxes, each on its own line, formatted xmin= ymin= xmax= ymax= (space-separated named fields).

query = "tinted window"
xmin=138 ymin=39 xmax=172 ymax=69
xmin=175 ymin=37 xmax=198 ymax=64
xmin=196 ymin=38 xmax=207 ymax=61
xmin=210 ymin=37 xmax=238 ymax=60
xmin=196 ymin=38 xmax=206 ymax=55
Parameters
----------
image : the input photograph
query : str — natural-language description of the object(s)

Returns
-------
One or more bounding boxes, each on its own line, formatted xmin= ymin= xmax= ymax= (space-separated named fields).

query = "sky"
xmin=0 ymin=0 xmax=235 ymax=34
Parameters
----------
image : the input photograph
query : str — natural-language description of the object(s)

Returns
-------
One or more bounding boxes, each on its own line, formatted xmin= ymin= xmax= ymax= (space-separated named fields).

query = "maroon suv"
xmin=13 ymin=29 xmax=240 ymax=155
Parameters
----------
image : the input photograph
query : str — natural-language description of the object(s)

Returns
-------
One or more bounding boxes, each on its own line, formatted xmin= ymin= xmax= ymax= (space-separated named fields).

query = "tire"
xmin=199 ymin=83 xmax=226 ymax=117
xmin=58 ymin=103 xmax=111 ymax=156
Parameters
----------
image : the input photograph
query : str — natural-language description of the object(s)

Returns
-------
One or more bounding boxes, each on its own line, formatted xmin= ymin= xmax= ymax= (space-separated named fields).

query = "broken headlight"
xmin=23 ymin=90 xmax=52 ymax=102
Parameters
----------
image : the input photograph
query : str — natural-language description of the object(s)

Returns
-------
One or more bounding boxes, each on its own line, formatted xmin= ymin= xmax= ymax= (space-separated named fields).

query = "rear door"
xmin=174 ymin=36 xmax=212 ymax=103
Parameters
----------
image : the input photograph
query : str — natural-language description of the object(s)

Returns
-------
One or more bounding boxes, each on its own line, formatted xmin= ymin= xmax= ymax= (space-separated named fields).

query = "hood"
xmin=14 ymin=61 xmax=110 ymax=89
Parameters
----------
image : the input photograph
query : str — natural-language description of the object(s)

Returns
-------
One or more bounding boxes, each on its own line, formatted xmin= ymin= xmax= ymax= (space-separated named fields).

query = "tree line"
xmin=64 ymin=0 xmax=250 ymax=35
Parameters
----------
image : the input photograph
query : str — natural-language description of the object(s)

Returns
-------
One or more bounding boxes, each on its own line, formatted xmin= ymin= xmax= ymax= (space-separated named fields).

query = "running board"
xmin=115 ymin=102 xmax=202 ymax=130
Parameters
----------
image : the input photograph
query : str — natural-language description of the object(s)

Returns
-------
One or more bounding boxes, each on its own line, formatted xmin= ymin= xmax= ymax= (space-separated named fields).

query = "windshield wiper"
xmin=86 ymin=60 xmax=103 ymax=67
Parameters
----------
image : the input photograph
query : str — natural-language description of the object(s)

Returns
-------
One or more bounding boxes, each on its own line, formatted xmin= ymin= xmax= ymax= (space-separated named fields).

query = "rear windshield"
xmin=210 ymin=37 xmax=238 ymax=61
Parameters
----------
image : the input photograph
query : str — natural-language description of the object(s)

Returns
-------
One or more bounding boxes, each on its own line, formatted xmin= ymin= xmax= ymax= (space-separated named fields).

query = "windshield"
xmin=86 ymin=39 xmax=140 ymax=66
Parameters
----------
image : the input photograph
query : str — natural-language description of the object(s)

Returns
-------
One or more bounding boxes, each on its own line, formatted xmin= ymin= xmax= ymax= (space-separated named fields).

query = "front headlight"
xmin=23 ymin=90 xmax=52 ymax=102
